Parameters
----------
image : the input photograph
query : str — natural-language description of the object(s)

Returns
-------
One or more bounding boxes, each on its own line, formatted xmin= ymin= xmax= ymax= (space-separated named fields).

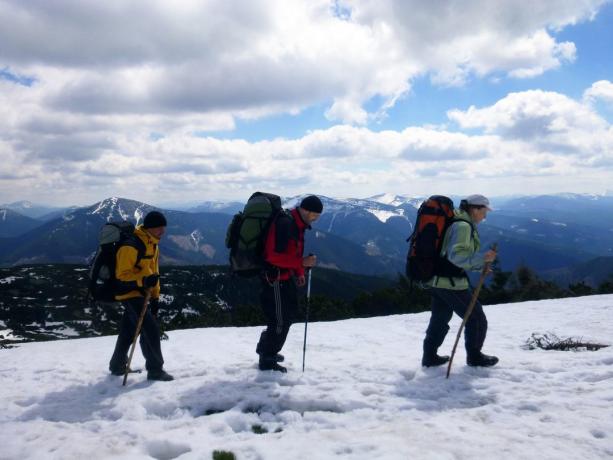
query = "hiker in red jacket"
xmin=256 ymin=195 xmax=323 ymax=372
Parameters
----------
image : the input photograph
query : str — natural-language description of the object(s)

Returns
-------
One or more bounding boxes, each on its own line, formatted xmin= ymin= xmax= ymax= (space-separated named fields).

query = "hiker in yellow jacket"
xmin=109 ymin=211 xmax=174 ymax=381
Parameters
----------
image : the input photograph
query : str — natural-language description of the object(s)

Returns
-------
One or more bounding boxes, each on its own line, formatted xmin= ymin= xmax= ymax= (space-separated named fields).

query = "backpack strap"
xmin=113 ymin=236 xmax=149 ymax=296
xmin=439 ymin=217 xmax=476 ymax=282
xmin=273 ymin=210 xmax=293 ymax=253
xmin=120 ymin=235 xmax=148 ymax=269
xmin=115 ymin=235 xmax=148 ymax=295
xmin=449 ymin=217 xmax=475 ymax=238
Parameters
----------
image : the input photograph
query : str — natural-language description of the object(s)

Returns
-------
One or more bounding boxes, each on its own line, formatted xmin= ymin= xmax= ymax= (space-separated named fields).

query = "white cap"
xmin=465 ymin=194 xmax=492 ymax=211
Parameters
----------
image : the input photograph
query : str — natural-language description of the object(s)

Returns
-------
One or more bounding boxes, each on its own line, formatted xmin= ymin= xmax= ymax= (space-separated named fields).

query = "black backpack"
xmin=225 ymin=192 xmax=285 ymax=277
xmin=88 ymin=221 xmax=146 ymax=302
xmin=406 ymin=195 xmax=473 ymax=282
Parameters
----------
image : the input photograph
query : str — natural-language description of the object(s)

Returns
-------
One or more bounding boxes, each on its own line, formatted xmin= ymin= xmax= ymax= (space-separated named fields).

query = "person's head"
xmin=143 ymin=211 xmax=167 ymax=239
xmin=298 ymin=195 xmax=323 ymax=226
xmin=459 ymin=194 xmax=492 ymax=224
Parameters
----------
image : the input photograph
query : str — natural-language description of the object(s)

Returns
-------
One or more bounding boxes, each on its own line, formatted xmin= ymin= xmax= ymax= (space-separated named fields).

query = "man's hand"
xmin=143 ymin=274 xmax=160 ymax=288
xmin=296 ymin=275 xmax=306 ymax=287
xmin=303 ymin=254 xmax=317 ymax=268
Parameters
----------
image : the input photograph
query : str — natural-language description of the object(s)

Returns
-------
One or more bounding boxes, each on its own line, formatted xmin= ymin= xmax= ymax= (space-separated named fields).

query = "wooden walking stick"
xmin=446 ymin=243 xmax=497 ymax=379
xmin=123 ymin=288 xmax=152 ymax=386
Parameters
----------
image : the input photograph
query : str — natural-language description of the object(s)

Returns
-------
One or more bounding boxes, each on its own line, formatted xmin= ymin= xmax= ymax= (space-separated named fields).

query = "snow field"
xmin=1 ymin=295 xmax=612 ymax=459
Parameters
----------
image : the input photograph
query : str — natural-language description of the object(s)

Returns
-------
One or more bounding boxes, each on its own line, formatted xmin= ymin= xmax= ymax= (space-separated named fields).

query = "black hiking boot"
xmin=421 ymin=354 xmax=450 ymax=367
xmin=259 ymin=357 xmax=287 ymax=373
xmin=467 ymin=352 xmax=499 ymax=367
xmin=110 ymin=366 xmax=141 ymax=376
xmin=257 ymin=352 xmax=284 ymax=362
xmin=147 ymin=369 xmax=174 ymax=381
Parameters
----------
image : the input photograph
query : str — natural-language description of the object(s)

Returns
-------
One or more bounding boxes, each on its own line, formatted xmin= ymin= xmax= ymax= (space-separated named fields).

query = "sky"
xmin=0 ymin=0 xmax=613 ymax=207
xmin=1 ymin=293 xmax=613 ymax=459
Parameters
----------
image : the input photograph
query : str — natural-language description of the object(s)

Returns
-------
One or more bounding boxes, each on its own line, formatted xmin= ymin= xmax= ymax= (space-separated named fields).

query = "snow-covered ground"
xmin=1 ymin=295 xmax=613 ymax=460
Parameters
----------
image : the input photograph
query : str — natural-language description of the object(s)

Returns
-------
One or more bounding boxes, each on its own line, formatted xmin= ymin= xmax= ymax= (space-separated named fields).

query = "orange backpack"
xmin=406 ymin=196 xmax=471 ymax=282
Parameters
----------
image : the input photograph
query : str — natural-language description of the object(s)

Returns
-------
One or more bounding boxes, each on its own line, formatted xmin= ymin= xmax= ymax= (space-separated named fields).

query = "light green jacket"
xmin=428 ymin=209 xmax=483 ymax=290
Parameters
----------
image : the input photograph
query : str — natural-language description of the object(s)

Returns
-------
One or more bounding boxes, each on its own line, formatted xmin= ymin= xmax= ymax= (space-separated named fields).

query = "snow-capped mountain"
xmin=367 ymin=192 xmax=424 ymax=208
xmin=0 ymin=198 xmax=230 ymax=266
xmin=284 ymin=194 xmax=410 ymax=223
xmin=88 ymin=196 xmax=151 ymax=223
xmin=0 ymin=197 xmax=400 ymax=274
xmin=2 ymin=194 xmax=613 ymax=279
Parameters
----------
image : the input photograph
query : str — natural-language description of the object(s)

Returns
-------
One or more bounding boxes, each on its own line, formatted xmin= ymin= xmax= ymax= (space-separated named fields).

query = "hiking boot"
xmin=259 ymin=357 xmax=287 ymax=373
xmin=467 ymin=352 xmax=499 ymax=367
xmin=147 ymin=369 xmax=174 ymax=381
xmin=110 ymin=366 xmax=141 ymax=376
xmin=257 ymin=352 xmax=284 ymax=362
xmin=421 ymin=354 xmax=450 ymax=367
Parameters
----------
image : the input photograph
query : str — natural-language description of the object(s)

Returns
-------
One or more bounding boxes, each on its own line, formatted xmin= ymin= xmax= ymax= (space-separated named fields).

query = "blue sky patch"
xmin=0 ymin=67 xmax=35 ymax=87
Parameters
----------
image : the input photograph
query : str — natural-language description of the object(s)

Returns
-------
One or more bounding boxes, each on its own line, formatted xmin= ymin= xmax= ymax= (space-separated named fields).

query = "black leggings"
xmin=423 ymin=287 xmax=488 ymax=355
xmin=256 ymin=279 xmax=298 ymax=357
xmin=109 ymin=297 xmax=164 ymax=372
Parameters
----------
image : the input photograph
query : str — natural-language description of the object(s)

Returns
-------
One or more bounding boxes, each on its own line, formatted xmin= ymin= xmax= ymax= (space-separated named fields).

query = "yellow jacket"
xmin=115 ymin=225 xmax=160 ymax=300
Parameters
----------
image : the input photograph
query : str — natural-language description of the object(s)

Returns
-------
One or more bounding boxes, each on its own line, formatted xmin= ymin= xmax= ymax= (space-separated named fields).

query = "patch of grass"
xmin=203 ymin=408 xmax=226 ymax=416
xmin=251 ymin=424 xmax=268 ymax=434
xmin=243 ymin=405 xmax=263 ymax=414
xmin=212 ymin=450 xmax=236 ymax=460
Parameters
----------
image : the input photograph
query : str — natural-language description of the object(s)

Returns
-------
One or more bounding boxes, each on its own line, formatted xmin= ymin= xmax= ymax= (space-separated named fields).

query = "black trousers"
xmin=256 ymin=278 xmax=298 ymax=358
xmin=423 ymin=287 xmax=488 ymax=357
xmin=109 ymin=297 xmax=164 ymax=372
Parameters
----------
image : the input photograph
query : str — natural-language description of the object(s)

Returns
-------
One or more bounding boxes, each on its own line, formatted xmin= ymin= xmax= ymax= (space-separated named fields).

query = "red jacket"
xmin=263 ymin=208 xmax=308 ymax=281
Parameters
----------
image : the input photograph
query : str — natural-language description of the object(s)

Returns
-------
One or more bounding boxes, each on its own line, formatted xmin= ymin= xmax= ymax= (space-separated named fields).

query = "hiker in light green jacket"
xmin=422 ymin=194 xmax=499 ymax=368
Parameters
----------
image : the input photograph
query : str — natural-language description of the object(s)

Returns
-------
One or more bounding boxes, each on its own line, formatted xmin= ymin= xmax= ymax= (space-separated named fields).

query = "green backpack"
xmin=225 ymin=192 xmax=284 ymax=277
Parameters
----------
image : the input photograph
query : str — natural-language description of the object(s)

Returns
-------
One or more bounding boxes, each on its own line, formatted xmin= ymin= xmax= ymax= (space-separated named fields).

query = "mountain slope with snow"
xmin=1 ymin=295 xmax=612 ymax=459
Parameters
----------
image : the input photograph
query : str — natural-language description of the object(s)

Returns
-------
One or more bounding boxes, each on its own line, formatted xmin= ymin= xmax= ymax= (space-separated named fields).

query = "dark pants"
xmin=256 ymin=278 xmax=298 ymax=358
xmin=423 ymin=287 xmax=488 ymax=357
xmin=109 ymin=297 xmax=164 ymax=372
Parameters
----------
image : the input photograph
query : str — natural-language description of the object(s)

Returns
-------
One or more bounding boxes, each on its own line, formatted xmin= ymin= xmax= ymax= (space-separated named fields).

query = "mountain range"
xmin=1 ymin=193 xmax=613 ymax=283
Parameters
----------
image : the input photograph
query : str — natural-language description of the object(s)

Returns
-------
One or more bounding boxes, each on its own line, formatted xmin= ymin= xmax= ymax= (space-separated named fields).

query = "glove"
xmin=149 ymin=298 xmax=160 ymax=318
xmin=143 ymin=274 xmax=160 ymax=288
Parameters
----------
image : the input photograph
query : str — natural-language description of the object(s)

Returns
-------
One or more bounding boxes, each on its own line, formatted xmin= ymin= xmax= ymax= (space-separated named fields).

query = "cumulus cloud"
xmin=343 ymin=0 xmax=602 ymax=85
xmin=0 ymin=0 xmax=606 ymax=124
xmin=583 ymin=80 xmax=613 ymax=105
xmin=447 ymin=90 xmax=609 ymax=159
xmin=0 ymin=1 xmax=611 ymax=204
xmin=2 ymin=84 xmax=611 ymax=205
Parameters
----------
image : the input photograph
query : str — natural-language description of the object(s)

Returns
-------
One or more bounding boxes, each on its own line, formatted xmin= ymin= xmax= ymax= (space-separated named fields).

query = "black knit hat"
xmin=299 ymin=195 xmax=323 ymax=213
xmin=143 ymin=211 xmax=167 ymax=228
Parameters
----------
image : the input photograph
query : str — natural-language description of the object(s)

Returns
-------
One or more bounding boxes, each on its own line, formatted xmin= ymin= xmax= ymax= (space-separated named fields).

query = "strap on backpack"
xmin=122 ymin=236 xmax=148 ymax=269
xmin=113 ymin=236 xmax=149 ymax=296
xmin=439 ymin=217 xmax=476 ymax=283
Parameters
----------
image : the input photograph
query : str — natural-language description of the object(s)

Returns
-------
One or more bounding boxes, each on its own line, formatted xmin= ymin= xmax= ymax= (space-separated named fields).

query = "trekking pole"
xmin=123 ymin=288 xmax=152 ymax=386
xmin=302 ymin=267 xmax=313 ymax=373
xmin=446 ymin=243 xmax=497 ymax=379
